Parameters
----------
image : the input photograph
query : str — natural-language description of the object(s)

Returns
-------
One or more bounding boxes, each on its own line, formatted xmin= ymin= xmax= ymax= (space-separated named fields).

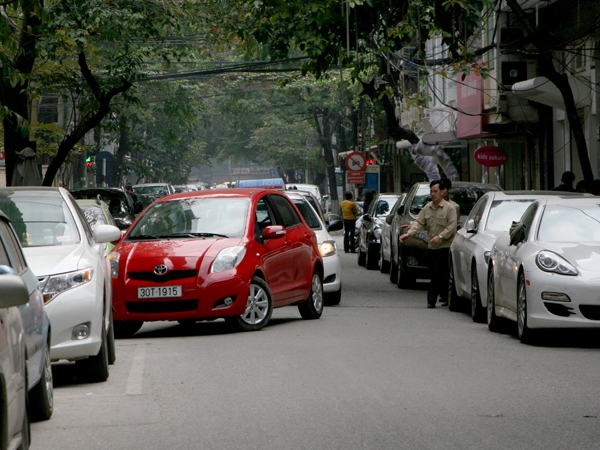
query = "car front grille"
xmin=579 ymin=305 xmax=600 ymax=321
xmin=128 ymin=270 xmax=197 ymax=283
xmin=125 ymin=299 xmax=199 ymax=314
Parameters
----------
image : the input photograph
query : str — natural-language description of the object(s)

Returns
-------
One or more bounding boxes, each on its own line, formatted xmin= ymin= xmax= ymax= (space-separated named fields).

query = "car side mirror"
xmin=466 ymin=219 xmax=477 ymax=234
xmin=262 ymin=225 xmax=286 ymax=240
xmin=327 ymin=219 xmax=343 ymax=232
xmin=134 ymin=201 xmax=144 ymax=214
xmin=94 ymin=224 xmax=122 ymax=244
xmin=509 ymin=221 xmax=526 ymax=246
xmin=362 ymin=214 xmax=372 ymax=223
xmin=0 ymin=272 xmax=29 ymax=308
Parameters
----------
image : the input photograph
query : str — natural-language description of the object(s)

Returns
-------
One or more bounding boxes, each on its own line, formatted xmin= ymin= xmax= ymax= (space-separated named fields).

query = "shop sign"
xmin=474 ymin=146 xmax=507 ymax=167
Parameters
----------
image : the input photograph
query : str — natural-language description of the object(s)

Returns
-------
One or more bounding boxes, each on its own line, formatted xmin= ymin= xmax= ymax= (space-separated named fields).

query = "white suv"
xmin=0 ymin=187 xmax=121 ymax=382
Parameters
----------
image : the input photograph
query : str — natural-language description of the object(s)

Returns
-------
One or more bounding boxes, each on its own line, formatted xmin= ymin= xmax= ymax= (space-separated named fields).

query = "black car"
xmin=71 ymin=187 xmax=142 ymax=231
xmin=390 ymin=181 xmax=502 ymax=288
xmin=357 ymin=194 xmax=402 ymax=270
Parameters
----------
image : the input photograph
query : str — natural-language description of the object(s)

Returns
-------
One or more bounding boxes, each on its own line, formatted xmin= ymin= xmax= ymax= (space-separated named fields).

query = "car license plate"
xmin=138 ymin=286 xmax=182 ymax=299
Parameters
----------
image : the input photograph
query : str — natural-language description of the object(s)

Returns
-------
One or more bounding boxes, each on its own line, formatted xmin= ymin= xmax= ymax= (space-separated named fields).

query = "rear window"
xmin=291 ymin=199 xmax=322 ymax=230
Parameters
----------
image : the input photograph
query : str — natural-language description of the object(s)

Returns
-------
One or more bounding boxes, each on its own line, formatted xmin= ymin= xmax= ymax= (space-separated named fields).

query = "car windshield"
xmin=410 ymin=184 xmax=498 ymax=217
xmin=134 ymin=185 xmax=169 ymax=196
xmin=291 ymin=199 xmax=322 ymax=230
xmin=0 ymin=191 xmax=80 ymax=247
xmin=537 ymin=203 xmax=600 ymax=242
xmin=486 ymin=200 xmax=535 ymax=232
xmin=128 ymin=197 xmax=249 ymax=239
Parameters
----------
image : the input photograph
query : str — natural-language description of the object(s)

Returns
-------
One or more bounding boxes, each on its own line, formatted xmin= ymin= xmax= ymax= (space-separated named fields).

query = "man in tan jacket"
xmin=400 ymin=179 xmax=458 ymax=308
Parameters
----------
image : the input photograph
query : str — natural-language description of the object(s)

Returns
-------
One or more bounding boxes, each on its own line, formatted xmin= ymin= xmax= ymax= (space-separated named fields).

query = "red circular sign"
xmin=345 ymin=152 xmax=366 ymax=171
xmin=474 ymin=146 xmax=507 ymax=167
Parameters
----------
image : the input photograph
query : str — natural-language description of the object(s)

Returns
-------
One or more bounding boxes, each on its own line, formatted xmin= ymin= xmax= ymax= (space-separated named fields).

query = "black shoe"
xmin=427 ymin=304 xmax=436 ymax=309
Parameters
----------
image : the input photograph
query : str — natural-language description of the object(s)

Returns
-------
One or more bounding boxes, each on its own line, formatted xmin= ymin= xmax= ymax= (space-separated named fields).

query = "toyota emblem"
xmin=154 ymin=264 xmax=168 ymax=275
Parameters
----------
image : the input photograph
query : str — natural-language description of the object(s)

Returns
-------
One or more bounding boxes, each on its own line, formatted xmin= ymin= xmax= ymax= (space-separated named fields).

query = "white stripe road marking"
xmin=126 ymin=345 xmax=146 ymax=395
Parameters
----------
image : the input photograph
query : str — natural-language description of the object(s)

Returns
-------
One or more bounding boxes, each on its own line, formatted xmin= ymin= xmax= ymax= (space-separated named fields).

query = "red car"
xmin=109 ymin=188 xmax=324 ymax=336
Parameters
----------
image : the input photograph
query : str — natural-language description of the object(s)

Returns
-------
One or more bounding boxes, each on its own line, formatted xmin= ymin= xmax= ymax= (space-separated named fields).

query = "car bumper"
xmin=45 ymin=281 xmax=104 ymax=361
xmin=525 ymin=268 xmax=600 ymax=329
xmin=322 ymin=254 xmax=342 ymax=293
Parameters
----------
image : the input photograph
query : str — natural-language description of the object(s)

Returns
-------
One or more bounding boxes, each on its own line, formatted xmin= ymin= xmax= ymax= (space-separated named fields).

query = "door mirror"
xmin=465 ymin=219 xmax=477 ymax=234
xmin=362 ymin=214 xmax=372 ymax=223
xmin=0 ymin=272 xmax=29 ymax=308
xmin=94 ymin=224 xmax=122 ymax=244
xmin=262 ymin=225 xmax=286 ymax=240
xmin=509 ymin=221 xmax=526 ymax=246
xmin=327 ymin=218 xmax=343 ymax=232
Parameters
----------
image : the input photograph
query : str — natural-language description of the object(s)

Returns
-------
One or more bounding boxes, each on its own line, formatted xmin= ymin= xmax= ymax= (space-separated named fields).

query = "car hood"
xmin=542 ymin=242 xmax=600 ymax=272
xmin=118 ymin=237 xmax=243 ymax=269
xmin=23 ymin=244 xmax=83 ymax=277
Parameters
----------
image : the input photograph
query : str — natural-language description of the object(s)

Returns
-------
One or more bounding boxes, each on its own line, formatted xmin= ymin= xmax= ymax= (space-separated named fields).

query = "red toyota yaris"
xmin=109 ymin=188 xmax=324 ymax=337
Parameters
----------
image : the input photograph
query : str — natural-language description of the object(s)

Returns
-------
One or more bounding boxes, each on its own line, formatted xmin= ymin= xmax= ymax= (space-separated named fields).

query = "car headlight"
xmin=319 ymin=240 xmax=337 ymax=257
xmin=40 ymin=268 xmax=94 ymax=303
xmin=211 ymin=246 xmax=246 ymax=273
xmin=535 ymin=251 xmax=578 ymax=276
xmin=108 ymin=251 xmax=120 ymax=278
xmin=373 ymin=227 xmax=382 ymax=239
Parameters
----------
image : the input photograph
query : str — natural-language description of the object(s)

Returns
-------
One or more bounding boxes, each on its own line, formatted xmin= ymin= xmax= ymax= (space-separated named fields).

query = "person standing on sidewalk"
xmin=399 ymin=180 xmax=457 ymax=308
xmin=341 ymin=191 xmax=359 ymax=253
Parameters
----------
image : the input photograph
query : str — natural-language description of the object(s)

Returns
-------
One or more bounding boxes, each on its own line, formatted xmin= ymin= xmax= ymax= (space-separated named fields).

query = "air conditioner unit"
xmin=500 ymin=59 xmax=537 ymax=88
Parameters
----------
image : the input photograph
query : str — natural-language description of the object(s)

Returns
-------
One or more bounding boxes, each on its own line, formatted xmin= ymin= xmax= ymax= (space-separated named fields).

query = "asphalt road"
xmin=31 ymin=234 xmax=600 ymax=449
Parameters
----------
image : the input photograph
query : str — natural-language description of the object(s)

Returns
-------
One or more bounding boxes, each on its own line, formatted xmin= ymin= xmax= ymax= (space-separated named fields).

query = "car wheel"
xmin=396 ymin=255 xmax=413 ymax=289
xmin=28 ymin=342 xmax=53 ymax=422
xmin=448 ymin=256 xmax=461 ymax=312
xmin=324 ymin=286 xmax=342 ymax=306
xmin=517 ymin=272 xmax=535 ymax=344
xmin=107 ymin=312 xmax=116 ymax=365
xmin=389 ymin=249 xmax=398 ymax=283
xmin=366 ymin=243 xmax=379 ymax=270
xmin=379 ymin=248 xmax=390 ymax=273
xmin=76 ymin=321 xmax=109 ymax=383
xmin=487 ymin=268 xmax=499 ymax=332
xmin=471 ymin=264 xmax=486 ymax=323
xmin=114 ymin=320 xmax=144 ymax=339
xmin=298 ymin=271 xmax=324 ymax=320
xmin=227 ymin=276 xmax=273 ymax=331
xmin=357 ymin=247 xmax=366 ymax=266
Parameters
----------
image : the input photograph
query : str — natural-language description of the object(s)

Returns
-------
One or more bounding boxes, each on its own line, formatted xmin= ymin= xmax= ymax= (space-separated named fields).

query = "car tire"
xmin=487 ymin=268 xmax=500 ymax=332
xmin=114 ymin=320 xmax=144 ymax=339
xmin=226 ymin=276 xmax=273 ymax=331
xmin=76 ymin=321 xmax=109 ymax=383
xmin=471 ymin=264 xmax=486 ymax=323
xmin=324 ymin=286 xmax=342 ymax=306
xmin=28 ymin=342 xmax=53 ymax=422
xmin=448 ymin=256 xmax=461 ymax=312
xmin=298 ymin=271 xmax=324 ymax=320
xmin=396 ymin=255 xmax=413 ymax=289
xmin=107 ymin=312 xmax=116 ymax=365
xmin=379 ymin=248 xmax=390 ymax=273
xmin=365 ymin=243 xmax=379 ymax=270
xmin=357 ymin=247 xmax=366 ymax=266
xmin=517 ymin=272 xmax=535 ymax=344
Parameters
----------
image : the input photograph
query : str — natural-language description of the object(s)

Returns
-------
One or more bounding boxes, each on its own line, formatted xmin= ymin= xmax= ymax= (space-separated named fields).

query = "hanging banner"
xmin=474 ymin=146 xmax=507 ymax=167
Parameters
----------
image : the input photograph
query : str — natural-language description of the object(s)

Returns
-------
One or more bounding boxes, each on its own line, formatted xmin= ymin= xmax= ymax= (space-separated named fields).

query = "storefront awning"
xmin=512 ymin=76 xmax=591 ymax=110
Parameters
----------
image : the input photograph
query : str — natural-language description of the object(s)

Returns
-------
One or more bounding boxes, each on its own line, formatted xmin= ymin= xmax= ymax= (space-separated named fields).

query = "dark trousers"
xmin=427 ymin=248 xmax=450 ymax=306
xmin=343 ymin=219 xmax=356 ymax=252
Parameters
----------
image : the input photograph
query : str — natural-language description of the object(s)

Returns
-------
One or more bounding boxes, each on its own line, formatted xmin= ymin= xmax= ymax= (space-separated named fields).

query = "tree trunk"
xmin=113 ymin=114 xmax=130 ymax=186
xmin=313 ymin=108 xmax=341 ymax=214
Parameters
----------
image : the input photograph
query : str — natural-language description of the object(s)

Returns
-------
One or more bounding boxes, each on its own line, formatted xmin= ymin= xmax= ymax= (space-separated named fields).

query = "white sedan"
xmin=487 ymin=196 xmax=600 ymax=343
xmin=285 ymin=191 xmax=343 ymax=305
xmin=448 ymin=191 xmax=585 ymax=322
xmin=0 ymin=187 xmax=121 ymax=382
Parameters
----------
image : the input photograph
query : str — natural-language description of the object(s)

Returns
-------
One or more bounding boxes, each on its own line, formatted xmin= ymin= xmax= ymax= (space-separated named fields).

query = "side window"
xmin=255 ymin=198 xmax=274 ymax=236
xmin=0 ymin=220 xmax=15 ymax=267
xmin=376 ymin=200 xmax=390 ymax=216
xmin=467 ymin=197 xmax=487 ymax=229
xmin=0 ymin=220 xmax=27 ymax=272
xmin=67 ymin=195 xmax=94 ymax=245
xmin=269 ymin=195 xmax=301 ymax=228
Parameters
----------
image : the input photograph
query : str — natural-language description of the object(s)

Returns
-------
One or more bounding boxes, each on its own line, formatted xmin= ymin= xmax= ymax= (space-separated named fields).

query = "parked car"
xmin=391 ymin=181 xmax=502 ymax=288
xmin=285 ymin=191 xmax=343 ymax=305
xmin=357 ymin=194 xmax=402 ymax=270
xmin=285 ymin=184 xmax=322 ymax=207
xmin=71 ymin=187 xmax=142 ymax=231
xmin=0 ymin=273 xmax=30 ymax=449
xmin=132 ymin=183 xmax=176 ymax=208
xmin=0 ymin=187 xmax=121 ymax=382
xmin=379 ymin=193 xmax=407 ymax=273
xmin=448 ymin=191 xmax=588 ymax=321
xmin=487 ymin=196 xmax=600 ymax=343
xmin=0 ymin=210 xmax=53 ymax=423
xmin=109 ymin=188 xmax=324 ymax=337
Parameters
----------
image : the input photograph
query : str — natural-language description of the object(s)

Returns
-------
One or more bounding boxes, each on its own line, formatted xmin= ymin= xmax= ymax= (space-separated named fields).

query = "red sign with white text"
xmin=474 ymin=146 xmax=507 ymax=167
xmin=347 ymin=171 xmax=366 ymax=184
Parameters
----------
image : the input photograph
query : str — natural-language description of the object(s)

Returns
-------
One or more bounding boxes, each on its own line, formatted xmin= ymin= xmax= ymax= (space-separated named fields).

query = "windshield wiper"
xmin=156 ymin=232 xmax=229 ymax=239
xmin=127 ymin=234 xmax=158 ymax=240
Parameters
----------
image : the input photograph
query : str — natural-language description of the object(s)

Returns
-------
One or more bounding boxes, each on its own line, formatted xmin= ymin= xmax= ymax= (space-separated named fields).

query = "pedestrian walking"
xmin=399 ymin=180 xmax=458 ymax=308
xmin=363 ymin=189 xmax=375 ymax=214
xmin=551 ymin=171 xmax=576 ymax=192
xmin=126 ymin=185 xmax=139 ymax=204
xmin=341 ymin=191 xmax=359 ymax=253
